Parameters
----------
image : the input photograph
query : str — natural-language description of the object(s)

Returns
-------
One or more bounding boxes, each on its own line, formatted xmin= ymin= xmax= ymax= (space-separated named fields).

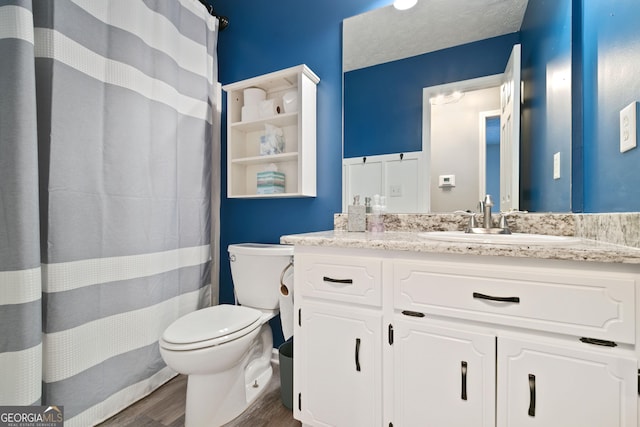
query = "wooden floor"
xmin=98 ymin=363 xmax=301 ymax=427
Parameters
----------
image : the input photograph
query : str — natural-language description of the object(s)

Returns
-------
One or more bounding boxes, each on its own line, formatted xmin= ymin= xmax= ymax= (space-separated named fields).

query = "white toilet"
xmin=159 ymin=243 xmax=294 ymax=427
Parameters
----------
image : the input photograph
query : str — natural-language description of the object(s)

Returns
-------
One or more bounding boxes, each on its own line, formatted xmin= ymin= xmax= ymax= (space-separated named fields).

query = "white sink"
xmin=418 ymin=231 xmax=582 ymax=246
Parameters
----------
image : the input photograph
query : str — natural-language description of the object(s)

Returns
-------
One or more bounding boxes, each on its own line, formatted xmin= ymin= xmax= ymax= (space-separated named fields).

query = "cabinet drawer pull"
xmin=473 ymin=292 xmax=520 ymax=303
xmin=323 ymin=276 xmax=353 ymax=284
xmin=461 ymin=361 xmax=468 ymax=401
xmin=402 ymin=310 xmax=425 ymax=318
xmin=579 ymin=337 xmax=617 ymax=347
xmin=355 ymin=338 xmax=361 ymax=372
xmin=528 ymin=374 xmax=536 ymax=417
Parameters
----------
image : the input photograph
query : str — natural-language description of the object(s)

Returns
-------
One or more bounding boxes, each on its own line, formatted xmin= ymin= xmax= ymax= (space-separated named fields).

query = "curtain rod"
xmin=197 ymin=0 xmax=229 ymax=31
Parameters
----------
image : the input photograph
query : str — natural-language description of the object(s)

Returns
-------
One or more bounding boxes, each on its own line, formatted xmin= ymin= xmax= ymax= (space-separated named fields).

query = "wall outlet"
xmin=553 ymin=152 xmax=561 ymax=180
xmin=390 ymin=184 xmax=403 ymax=197
xmin=620 ymin=101 xmax=637 ymax=153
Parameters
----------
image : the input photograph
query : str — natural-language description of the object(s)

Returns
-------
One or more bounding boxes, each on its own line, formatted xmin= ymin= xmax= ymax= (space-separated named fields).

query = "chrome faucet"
xmin=454 ymin=210 xmax=478 ymax=232
xmin=480 ymin=194 xmax=494 ymax=229
xmin=455 ymin=194 xmax=527 ymax=234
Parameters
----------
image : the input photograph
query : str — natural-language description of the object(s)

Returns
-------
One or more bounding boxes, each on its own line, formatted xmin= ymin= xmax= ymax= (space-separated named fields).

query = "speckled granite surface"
xmin=281 ymin=230 xmax=640 ymax=264
xmin=334 ymin=213 xmax=578 ymax=236
xmin=334 ymin=212 xmax=640 ymax=246
xmin=576 ymin=213 xmax=640 ymax=248
xmin=280 ymin=212 xmax=640 ymax=264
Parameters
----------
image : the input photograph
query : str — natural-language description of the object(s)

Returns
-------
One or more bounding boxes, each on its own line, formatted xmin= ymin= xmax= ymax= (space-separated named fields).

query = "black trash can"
xmin=278 ymin=338 xmax=293 ymax=410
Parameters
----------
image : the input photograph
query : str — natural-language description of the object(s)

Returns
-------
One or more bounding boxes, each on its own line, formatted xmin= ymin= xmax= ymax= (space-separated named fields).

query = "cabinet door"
xmin=294 ymin=300 xmax=382 ymax=427
xmin=394 ymin=317 xmax=496 ymax=427
xmin=497 ymin=336 xmax=638 ymax=427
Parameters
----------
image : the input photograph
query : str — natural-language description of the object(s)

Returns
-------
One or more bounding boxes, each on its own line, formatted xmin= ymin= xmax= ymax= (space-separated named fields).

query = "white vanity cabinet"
xmin=293 ymin=251 xmax=384 ymax=427
xmin=497 ymin=334 xmax=637 ymax=426
xmin=392 ymin=314 xmax=638 ymax=427
xmin=222 ymin=65 xmax=319 ymax=198
xmin=394 ymin=256 xmax=639 ymax=427
xmin=292 ymin=246 xmax=640 ymax=427
xmin=296 ymin=300 xmax=382 ymax=427
xmin=393 ymin=317 xmax=496 ymax=426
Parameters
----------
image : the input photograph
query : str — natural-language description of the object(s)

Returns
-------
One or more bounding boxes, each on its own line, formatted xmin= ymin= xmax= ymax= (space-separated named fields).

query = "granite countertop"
xmin=280 ymin=230 xmax=640 ymax=264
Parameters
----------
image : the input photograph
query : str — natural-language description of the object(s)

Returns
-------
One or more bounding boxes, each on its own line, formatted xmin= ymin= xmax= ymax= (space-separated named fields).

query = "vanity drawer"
xmin=295 ymin=254 xmax=383 ymax=306
xmin=394 ymin=260 xmax=636 ymax=344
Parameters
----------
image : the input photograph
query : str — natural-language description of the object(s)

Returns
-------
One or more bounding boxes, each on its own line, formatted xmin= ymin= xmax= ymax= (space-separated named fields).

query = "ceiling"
xmin=343 ymin=0 xmax=529 ymax=72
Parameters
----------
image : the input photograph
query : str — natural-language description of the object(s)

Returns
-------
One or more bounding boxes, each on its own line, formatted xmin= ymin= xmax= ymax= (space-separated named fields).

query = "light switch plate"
xmin=553 ymin=152 xmax=561 ymax=180
xmin=620 ymin=101 xmax=637 ymax=153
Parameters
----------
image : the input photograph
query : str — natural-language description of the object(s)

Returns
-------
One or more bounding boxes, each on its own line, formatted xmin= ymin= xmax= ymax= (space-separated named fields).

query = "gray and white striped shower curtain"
xmin=0 ymin=1 xmax=220 ymax=425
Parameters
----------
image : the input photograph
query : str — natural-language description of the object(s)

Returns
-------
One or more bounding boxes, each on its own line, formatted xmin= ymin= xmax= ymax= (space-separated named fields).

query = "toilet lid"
xmin=162 ymin=304 xmax=261 ymax=345
xmin=228 ymin=242 xmax=294 ymax=256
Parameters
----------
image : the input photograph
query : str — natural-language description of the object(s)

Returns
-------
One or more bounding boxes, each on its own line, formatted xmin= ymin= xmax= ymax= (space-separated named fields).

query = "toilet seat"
xmin=160 ymin=304 xmax=262 ymax=351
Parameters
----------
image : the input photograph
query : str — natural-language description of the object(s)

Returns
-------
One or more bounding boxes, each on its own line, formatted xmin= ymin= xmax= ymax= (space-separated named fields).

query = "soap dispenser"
xmin=347 ymin=195 xmax=366 ymax=232
xmin=368 ymin=194 xmax=386 ymax=233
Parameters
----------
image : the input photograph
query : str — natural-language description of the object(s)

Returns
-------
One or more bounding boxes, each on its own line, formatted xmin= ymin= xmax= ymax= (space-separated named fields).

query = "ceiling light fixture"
xmin=393 ymin=0 xmax=418 ymax=11
xmin=429 ymin=91 xmax=465 ymax=105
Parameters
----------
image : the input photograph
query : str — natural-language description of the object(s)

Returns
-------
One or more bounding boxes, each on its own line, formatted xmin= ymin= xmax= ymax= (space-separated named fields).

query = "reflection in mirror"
xmin=343 ymin=151 xmax=425 ymax=213
xmin=423 ymin=45 xmax=521 ymax=214
xmin=427 ymin=81 xmax=501 ymax=213
xmin=483 ymin=115 xmax=501 ymax=204
xmin=342 ymin=36 xmax=519 ymax=214
xmin=343 ymin=0 xmax=574 ymax=213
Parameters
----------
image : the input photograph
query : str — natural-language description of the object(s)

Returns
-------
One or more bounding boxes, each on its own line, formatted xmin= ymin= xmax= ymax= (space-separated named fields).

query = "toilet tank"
xmin=228 ymin=243 xmax=294 ymax=309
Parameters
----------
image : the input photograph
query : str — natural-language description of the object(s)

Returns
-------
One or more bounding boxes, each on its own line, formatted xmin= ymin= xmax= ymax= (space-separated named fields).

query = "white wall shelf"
xmin=230 ymin=112 xmax=298 ymax=132
xmin=230 ymin=152 xmax=299 ymax=166
xmin=223 ymin=65 xmax=319 ymax=198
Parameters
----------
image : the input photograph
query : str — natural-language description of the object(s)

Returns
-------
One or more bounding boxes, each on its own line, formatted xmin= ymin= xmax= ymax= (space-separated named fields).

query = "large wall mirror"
xmin=342 ymin=0 xmax=574 ymax=213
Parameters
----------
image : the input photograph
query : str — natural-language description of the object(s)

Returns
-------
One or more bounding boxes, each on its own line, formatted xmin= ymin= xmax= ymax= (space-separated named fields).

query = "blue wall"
xmin=486 ymin=117 xmax=501 ymax=200
xmin=344 ymin=34 xmax=520 ymax=158
xmin=520 ymin=0 xmax=573 ymax=212
xmin=213 ymin=0 xmax=640 ymax=347
xmin=582 ymin=0 xmax=640 ymax=212
xmin=215 ymin=0 xmax=387 ymax=346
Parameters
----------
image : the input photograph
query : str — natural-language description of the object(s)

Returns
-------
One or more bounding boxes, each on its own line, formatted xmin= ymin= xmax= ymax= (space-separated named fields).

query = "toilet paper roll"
xmin=243 ymin=87 xmax=266 ymax=106
xmin=279 ymin=261 xmax=294 ymax=341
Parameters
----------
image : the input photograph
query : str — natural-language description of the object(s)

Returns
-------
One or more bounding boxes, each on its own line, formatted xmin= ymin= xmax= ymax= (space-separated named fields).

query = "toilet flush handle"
xmin=279 ymin=258 xmax=294 ymax=296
